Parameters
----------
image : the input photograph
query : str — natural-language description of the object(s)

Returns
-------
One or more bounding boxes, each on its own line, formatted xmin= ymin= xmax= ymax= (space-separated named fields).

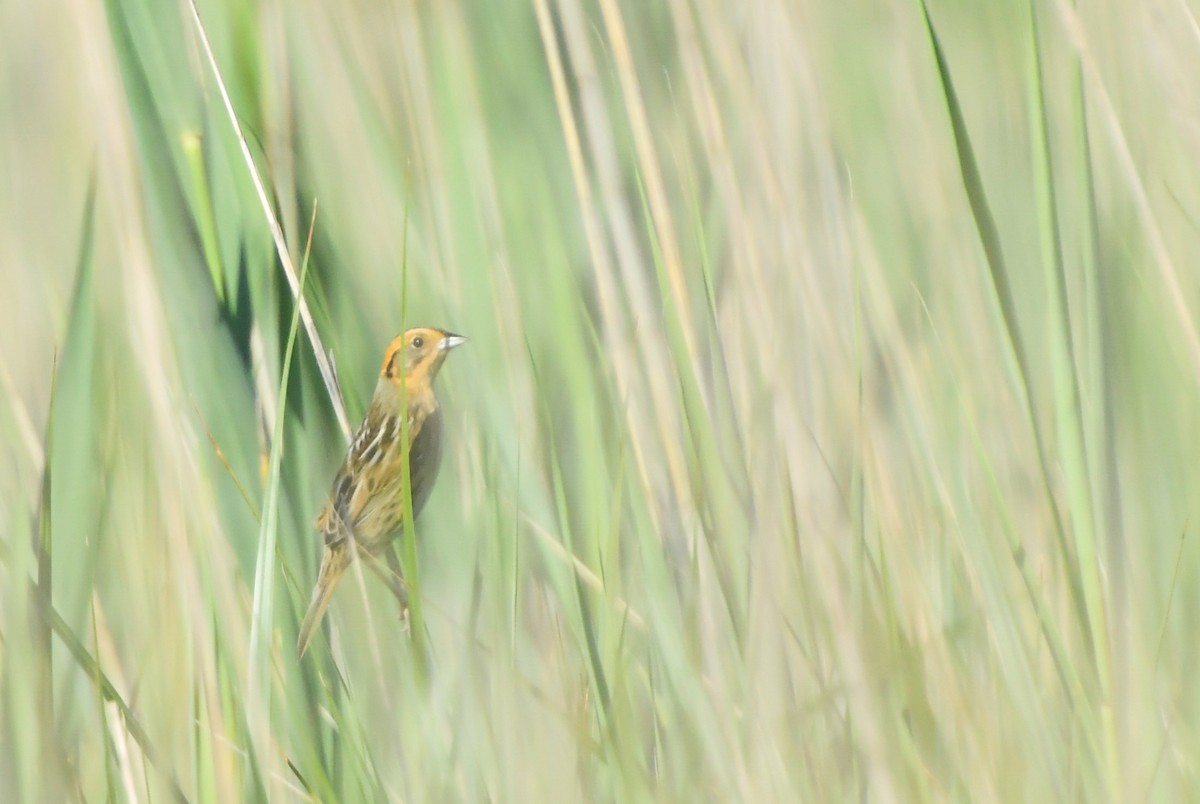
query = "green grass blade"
xmin=246 ymin=215 xmax=312 ymax=795
xmin=1024 ymin=1 xmax=1119 ymax=794
xmin=917 ymin=0 xmax=1089 ymax=651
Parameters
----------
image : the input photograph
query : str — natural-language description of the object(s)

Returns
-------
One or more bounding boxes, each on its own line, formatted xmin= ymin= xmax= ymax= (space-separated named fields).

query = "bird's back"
xmin=316 ymin=401 xmax=444 ymax=554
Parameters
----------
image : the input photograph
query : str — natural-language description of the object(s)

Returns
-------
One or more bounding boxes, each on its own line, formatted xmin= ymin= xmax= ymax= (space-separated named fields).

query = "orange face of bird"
xmin=380 ymin=327 xmax=467 ymax=384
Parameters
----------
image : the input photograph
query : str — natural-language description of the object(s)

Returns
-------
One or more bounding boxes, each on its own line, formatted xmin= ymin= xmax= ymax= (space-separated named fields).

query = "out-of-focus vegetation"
xmin=2 ymin=0 xmax=1198 ymax=799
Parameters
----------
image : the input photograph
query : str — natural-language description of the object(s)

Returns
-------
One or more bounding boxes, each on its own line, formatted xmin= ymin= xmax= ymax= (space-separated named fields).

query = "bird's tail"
xmin=297 ymin=543 xmax=350 ymax=658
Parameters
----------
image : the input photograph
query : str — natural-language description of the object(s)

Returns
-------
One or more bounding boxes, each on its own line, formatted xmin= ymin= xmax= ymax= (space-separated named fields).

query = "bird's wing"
xmin=315 ymin=406 xmax=428 ymax=547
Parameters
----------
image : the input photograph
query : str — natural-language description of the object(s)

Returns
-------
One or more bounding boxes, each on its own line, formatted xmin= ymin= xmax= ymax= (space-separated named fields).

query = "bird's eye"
xmin=412 ymin=336 xmax=424 ymax=349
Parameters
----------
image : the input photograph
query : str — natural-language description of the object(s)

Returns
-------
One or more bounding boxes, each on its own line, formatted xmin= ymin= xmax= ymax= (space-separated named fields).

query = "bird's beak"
xmin=439 ymin=332 xmax=467 ymax=351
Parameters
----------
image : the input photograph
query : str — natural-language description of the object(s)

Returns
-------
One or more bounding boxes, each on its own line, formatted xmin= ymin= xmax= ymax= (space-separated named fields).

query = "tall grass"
xmin=2 ymin=0 xmax=1199 ymax=799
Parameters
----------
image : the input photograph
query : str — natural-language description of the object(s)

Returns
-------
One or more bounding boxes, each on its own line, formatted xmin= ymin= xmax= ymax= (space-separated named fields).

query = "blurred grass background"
xmin=2 ymin=0 xmax=1199 ymax=799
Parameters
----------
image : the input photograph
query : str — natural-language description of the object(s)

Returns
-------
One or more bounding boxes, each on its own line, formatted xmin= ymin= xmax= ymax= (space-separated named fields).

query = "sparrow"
xmin=296 ymin=326 xmax=465 ymax=657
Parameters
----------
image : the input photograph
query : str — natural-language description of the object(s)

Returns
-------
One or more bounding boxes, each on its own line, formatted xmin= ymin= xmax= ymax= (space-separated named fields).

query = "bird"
xmin=296 ymin=326 xmax=466 ymax=658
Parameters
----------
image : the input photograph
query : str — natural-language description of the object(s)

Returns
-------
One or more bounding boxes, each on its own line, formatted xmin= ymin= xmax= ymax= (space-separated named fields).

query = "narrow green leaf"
xmin=917 ymin=0 xmax=1090 ymax=654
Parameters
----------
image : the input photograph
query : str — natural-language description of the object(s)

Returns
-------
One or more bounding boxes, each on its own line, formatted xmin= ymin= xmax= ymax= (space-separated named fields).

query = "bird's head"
xmin=380 ymin=326 xmax=467 ymax=387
